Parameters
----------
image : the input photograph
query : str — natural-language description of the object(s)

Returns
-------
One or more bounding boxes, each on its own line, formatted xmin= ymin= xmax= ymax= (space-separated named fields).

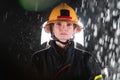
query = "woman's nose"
xmin=60 ymin=24 xmax=67 ymax=30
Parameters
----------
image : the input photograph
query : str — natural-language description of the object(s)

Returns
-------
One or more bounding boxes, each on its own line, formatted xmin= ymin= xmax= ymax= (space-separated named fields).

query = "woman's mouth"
xmin=60 ymin=33 xmax=67 ymax=35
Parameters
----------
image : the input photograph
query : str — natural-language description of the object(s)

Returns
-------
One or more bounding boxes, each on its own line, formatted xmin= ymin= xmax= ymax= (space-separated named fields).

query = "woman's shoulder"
xmin=32 ymin=42 xmax=50 ymax=58
xmin=74 ymin=42 xmax=90 ymax=54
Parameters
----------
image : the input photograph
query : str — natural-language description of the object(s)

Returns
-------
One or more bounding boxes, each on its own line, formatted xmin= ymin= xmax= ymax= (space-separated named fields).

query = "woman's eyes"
xmin=56 ymin=22 xmax=73 ymax=27
xmin=56 ymin=22 xmax=61 ymax=26
xmin=67 ymin=23 xmax=72 ymax=26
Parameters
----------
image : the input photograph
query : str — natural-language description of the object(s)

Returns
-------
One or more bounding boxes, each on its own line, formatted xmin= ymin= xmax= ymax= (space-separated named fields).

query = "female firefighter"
xmin=32 ymin=3 xmax=103 ymax=80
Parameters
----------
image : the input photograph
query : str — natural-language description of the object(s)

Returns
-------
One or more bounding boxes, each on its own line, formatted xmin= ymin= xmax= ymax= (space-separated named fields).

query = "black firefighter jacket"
xmin=32 ymin=40 xmax=103 ymax=80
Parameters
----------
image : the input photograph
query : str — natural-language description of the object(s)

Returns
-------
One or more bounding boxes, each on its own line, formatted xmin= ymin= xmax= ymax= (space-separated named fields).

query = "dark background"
xmin=0 ymin=0 xmax=120 ymax=80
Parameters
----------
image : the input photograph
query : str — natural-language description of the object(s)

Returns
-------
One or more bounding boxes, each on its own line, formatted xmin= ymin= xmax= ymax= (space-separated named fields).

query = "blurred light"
xmin=117 ymin=1 xmax=120 ymax=9
xmin=19 ymin=0 xmax=61 ymax=11
xmin=102 ymin=67 xmax=109 ymax=78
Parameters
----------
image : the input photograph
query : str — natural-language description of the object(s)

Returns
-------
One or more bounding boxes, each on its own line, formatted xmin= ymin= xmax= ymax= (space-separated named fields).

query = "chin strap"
xmin=51 ymin=34 xmax=73 ymax=45
xmin=56 ymin=39 xmax=71 ymax=45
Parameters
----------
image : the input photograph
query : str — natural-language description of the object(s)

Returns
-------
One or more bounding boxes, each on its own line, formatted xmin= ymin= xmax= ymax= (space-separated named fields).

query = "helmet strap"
xmin=51 ymin=34 xmax=73 ymax=45
xmin=49 ymin=23 xmax=54 ymax=35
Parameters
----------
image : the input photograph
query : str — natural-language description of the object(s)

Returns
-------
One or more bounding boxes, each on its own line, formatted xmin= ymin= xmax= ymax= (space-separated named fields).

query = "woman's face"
xmin=53 ymin=21 xmax=77 ymax=42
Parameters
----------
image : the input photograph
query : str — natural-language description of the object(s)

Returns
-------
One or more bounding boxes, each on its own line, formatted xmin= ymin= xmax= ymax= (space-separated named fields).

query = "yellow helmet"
xmin=44 ymin=3 xmax=83 ymax=33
